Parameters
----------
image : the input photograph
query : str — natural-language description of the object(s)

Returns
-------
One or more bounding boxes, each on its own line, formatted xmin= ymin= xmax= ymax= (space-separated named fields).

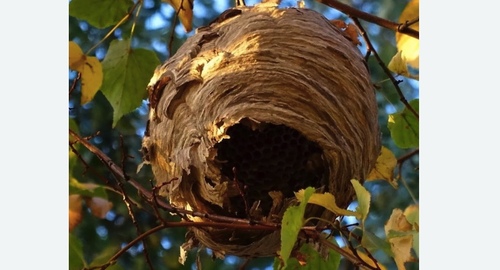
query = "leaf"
xmin=69 ymin=178 xmax=108 ymax=199
xmin=360 ymin=230 xmax=393 ymax=257
xmin=388 ymin=99 xmax=419 ymax=149
xmin=85 ymin=197 xmax=113 ymax=219
xmin=101 ymin=39 xmax=160 ymax=126
xmin=296 ymin=190 xmax=359 ymax=218
xmin=344 ymin=23 xmax=361 ymax=46
xmin=69 ymin=0 xmax=134 ymax=29
xmin=412 ymin=231 xmax=419 ymax=257
xmin=69 ymin=41 xmax=85 ymax=70
xmin=342 ymin=248 xmax=387 ymax=270
xmin=387 ymin=50 xmax=410 ymax=77
xmin=69 ymin=233 xmax=87 ymax=270
xmin=282 ymin=243 xmax=341 ymax=270
xmin=404 ymin=204 xmax=419 ymax=228
xmin=404 ymin=204 xmax=419 ymax=257
xmin=280 ymin=187 xmax=315 ymax=268
xmin=366 ymin=146 xmax=398 ymax=187
xmin=162 ymin=0 xmax=194 ymax=32
xmin=351 ymin=179 xmax=370 ymax=226
xmin=385 ymin=209 xmax=415 ymax=270
xmin=69 ymin=194 xmax=83 ymax=232
xmin=396 ymin=0 xmax=419 ymax=69
xmin=69 ymin=41 xmax=103 ymax=104
xmin=69 ymin=118 xmax=80 ymax=142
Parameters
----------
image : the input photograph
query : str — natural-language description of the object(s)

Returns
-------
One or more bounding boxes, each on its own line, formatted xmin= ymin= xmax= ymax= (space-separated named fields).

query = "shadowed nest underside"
xmin=141 ymin=3 xmax=380 ymax=258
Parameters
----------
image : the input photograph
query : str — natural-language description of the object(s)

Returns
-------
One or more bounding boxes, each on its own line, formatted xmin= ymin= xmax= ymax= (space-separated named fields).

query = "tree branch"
xmin=317 ymin=0 xmax=419 ymax=39
xmin=351 ymin=17 xmax=419 ymax=119
xmin=69 ymin=129 xmax=280 ymax=228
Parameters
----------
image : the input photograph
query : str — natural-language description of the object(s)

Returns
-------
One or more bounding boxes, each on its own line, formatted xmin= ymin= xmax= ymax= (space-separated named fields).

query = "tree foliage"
xmin=68 ymin=0 xmax=419 ymax=269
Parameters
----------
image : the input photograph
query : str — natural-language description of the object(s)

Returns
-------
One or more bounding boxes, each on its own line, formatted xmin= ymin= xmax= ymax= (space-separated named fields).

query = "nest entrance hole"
xmin=214 ymin=119 xmax=327 ymax=218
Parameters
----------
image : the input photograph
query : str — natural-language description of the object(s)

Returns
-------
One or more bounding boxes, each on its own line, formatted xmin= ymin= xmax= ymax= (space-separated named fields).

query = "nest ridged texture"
xmin=142 ymin=3 xmax=380 ymax=258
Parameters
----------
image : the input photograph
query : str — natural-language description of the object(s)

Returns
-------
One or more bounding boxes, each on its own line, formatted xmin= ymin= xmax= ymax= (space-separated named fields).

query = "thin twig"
xmin=398 ymin=163 xmax=419 ymax=205
xmin=397 ymin=149 xmax=419 ymax=164
xmin=317 ymin=0 xmax=418 ymax=39
xmin=69 ymin=129 xmax=280 ymax=227
xmin=84 ymin=0 xmax=141 ymax=55
xmin=351 ymin=17 xmax=419 ymax=119
xmin=398 ymin=17 xmax=419 ymax=32
xmin=168 ymin=0 xmax=184 ymax=57
xmin=69 ymin=72 xmax=81 ymax=97
xmin=315 ymin=235 xmax=375 ymax=270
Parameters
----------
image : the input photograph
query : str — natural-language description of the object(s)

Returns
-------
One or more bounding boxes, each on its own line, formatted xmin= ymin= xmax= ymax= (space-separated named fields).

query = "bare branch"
xmin=317 ymin=0 xmax=419 ymax=39
xmin=351 ymin=17 xmax=419 ymax=119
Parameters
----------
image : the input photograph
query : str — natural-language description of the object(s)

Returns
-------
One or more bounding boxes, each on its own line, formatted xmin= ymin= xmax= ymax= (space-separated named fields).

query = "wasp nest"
xmin=142 ymin=3 xmax=380 ymax=258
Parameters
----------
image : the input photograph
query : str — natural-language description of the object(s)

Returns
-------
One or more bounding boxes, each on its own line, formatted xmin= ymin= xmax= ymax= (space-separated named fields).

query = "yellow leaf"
xmin=84 ymin=197 xmax=113 ymax=219
xmin=366 ymin=146 xmax=398 ymax=187
xmin=69 ymin=194 xmax=83 ymax=232
xmin=342 ymin=247 xmax=387 ymax=270
xmin=295 ymin=189 xmax=359 ymax=218
xmin=396 ymin=0 xmax=419 ymax=69
xmin=79 ymin=56 xmax=103 ymax=104
xmin=163 ymin=0 xmax=193 ymax=32
xmin=69 ymin=41 xmax=103 ymax=104
xmin=387 ymin=51 xmax=410 ymax=77
xmin=351 ymin=179 xmax=371 ymax=225
xmin=385 ymin=209 xmax=415 ymax=270
xmin=69 ymin=41 xmax=85 ymax=70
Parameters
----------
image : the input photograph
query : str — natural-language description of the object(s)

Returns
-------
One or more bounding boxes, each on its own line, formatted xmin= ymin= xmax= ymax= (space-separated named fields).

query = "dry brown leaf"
xmin=329 ymin=20 xmax=361 ymax=46
xmin=385 ymin=209 xmax=414 ymax=270
xmin=163 ymin=0 xmax=193 ymax=32
xmin=344 ymin=24 xmax=361 ymax=46
xmin=84 ymin=197 xmax=113 ymax=219
xmin=69 ymin=194 xmax=83 ymax=232
xmin=329 ymin=19 xmax=347 ymax=29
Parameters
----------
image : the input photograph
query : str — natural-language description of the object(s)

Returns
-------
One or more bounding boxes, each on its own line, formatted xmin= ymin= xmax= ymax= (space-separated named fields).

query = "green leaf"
xmin=361 ymin=230 xmax=393 ymax=257
xmin=388 ymin=99 xmax=419 ymax=149
xmin=351 ymin=179 xmax=370 ymax=226
xmin=69 ymin=233 xmax=87 ymax=270
xmin=69 ymin=178 xmax=108 ymax=199
xmin=282 ymin=243 xmax=341 ymax=270
xmin=101 ymin=39 xmax=160 ymax=127
xmin=412 ymin=231 xmax=419 ymax=257
xmin=280 ymin=187 xmax=315 ymax=268
xmin=69 ymin=0 xmax=134 ymax=29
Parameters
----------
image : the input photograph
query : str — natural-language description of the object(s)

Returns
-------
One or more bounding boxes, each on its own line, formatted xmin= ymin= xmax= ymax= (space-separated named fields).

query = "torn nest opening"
xmin=212 ymin=119 xmax=328 ymax=218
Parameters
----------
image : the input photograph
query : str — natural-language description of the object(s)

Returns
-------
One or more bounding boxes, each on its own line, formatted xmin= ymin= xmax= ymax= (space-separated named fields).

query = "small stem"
xmin=168 ymin=0 xmax=184 ymax=57
xmin=398 ymin=149 xmax=419 ymax=164
xmin=398 ymin=163 xmax=419 ymax=205
xmin=84 ymin=1 xmax=141 ymax=55
xmin=69 ymin=72 xmax=81 ymax=97
xmin=352 ymin=17 xmax=419 ymax=119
